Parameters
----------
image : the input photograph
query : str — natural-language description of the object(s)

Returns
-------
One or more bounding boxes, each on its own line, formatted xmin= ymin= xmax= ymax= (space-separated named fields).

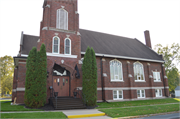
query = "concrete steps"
xmin=51 ymin=97 xmax=86 ymax=110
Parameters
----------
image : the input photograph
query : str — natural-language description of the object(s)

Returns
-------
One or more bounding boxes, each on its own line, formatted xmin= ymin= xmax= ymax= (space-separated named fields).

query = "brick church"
xmin=12 ymin=0 xmax=169 ymax=106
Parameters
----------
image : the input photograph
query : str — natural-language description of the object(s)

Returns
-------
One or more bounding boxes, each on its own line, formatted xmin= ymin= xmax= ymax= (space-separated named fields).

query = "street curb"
xmin=115 ymin=111 xmax=180 ymax=119
xmin=67 ymin=113 xmax=105 ymax=118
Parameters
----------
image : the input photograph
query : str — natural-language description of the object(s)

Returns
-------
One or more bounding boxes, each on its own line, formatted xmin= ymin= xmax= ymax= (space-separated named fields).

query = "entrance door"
xmin=53 ymin=76 xmax=69 ymax=97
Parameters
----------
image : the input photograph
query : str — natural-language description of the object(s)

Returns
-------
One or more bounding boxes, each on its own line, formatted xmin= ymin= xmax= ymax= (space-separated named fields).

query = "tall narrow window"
xmin=133 ymin=62 xmax=145 ymax=81
xmin=110 ymin=60 xmax=123 ymax=81
xmin=56 ymin=8 xmax=68 ymax=30
xmin=52 ymin=36 xmax=60 ymax=54
xmin=64 ymin=38 xmax=71 ymax=54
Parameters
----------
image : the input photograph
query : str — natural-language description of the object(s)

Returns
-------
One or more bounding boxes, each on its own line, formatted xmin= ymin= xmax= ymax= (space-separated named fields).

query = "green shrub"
xmin=24 ymin=44 xmax=47 ymax=108
xmin=82 ymin=47 xmax=97 ymax=106
xmin=24 ymin=47 xmax=37 ymax=107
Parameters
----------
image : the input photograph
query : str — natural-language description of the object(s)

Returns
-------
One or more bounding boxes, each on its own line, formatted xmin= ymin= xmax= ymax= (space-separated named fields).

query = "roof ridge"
xmin=23 ymin=34 xmax=39 ymax=38
xmin=79 ymin=28 xmax=134 ymax=40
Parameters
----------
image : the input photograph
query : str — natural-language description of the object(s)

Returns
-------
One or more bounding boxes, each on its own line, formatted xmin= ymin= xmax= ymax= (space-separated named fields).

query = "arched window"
xmin=52 ymin=36 xmax=60 ymax=54
xmin=64 ymin=38 xmax=71 ymax=54
xmin=56 ymin=8 xmax=68 ymax=30
xmin=133 ymin=62 xmax=145 ymax=81
xmin=110 ymin=60 xmax=123 ymax=81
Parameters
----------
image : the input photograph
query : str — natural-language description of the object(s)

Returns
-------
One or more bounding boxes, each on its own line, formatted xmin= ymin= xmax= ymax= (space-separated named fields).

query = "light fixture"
xmin=47 ymin=71 xmax=49 ymax=78
xmin=57 ymin=78 xmax=59 ymax=86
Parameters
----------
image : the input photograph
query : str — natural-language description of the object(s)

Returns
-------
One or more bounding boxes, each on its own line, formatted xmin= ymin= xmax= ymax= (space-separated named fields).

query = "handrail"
xmin=74 ymin=88 xmax=86 ymax=106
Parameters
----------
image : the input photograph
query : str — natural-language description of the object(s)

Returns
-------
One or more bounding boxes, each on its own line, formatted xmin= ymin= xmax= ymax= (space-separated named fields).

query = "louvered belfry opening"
xmin=56 ymin=8 xmax=68 ymax=30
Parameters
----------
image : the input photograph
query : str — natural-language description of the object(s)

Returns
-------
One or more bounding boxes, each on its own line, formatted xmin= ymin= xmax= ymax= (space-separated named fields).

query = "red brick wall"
xmin=16 ymin=91 xmax=25 ymax=103
xmin=12 ymin=68 xmax=18 ymax=101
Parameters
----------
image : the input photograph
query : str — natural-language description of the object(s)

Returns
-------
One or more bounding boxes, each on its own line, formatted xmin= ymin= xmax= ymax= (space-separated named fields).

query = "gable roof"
xmin=175 ymin=86 xmax=180 ymax=90
xmin=80 ymin=29 xmax=163 ymax=62
xmin=19 ymin=29 xmax=164 ymax=62
xmin=21 ymin=34 xmax=39 ymax=55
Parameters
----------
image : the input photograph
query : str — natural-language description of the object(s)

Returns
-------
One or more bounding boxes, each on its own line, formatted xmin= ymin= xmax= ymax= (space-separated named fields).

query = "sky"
xmin=0 ymin=0 xmax=180 ymax=66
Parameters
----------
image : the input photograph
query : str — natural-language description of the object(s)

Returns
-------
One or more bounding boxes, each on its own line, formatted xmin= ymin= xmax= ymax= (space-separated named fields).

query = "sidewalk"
xmin=1 ymin=103 xmax=179 ymax=119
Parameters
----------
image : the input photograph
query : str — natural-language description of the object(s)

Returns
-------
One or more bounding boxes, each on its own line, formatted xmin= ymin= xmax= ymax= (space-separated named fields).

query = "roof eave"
xmin=81 ymin=52 xmax=164 ymax=63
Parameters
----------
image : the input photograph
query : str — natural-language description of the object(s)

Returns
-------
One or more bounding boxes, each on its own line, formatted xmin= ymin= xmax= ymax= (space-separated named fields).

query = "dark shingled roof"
xmin=80 ymin=29 xmax=163 ymax=61
xmin=20 ymin=29 xmax=163 ymax=62
xmin=21 ymin=34 xmax=39 ymax=55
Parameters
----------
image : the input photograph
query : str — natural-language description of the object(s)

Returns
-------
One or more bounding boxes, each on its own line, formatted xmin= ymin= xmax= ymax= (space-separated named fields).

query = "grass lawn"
xmin=1 ymin=112 xmax=67 ymax=118
xmin=1 ymin=100 xmax=43 ymax=111
xmin=96 ymin=98 xmax=179 ymax=109
xmin=100 ymin=104 xmax=180 ymax=118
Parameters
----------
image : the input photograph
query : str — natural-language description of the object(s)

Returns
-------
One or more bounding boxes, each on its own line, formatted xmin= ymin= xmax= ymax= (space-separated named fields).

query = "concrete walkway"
xmin=62 ymin=109 xmax=111 ymax=119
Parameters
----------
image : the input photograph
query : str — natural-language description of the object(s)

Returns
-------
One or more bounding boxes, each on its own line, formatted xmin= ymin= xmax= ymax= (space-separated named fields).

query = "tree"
xmin=90 ymin=48 xmax=97 ymax=106
xmin=24 ymin=47 xmax=37 ymax=107
xmin=0 ymin=56 xmax=14 ymax=97
xmin=167 ymin=67 xmax=179 ymax=93
xmin=35 ymin=44 xmax=47 ymax=107
xmin=24 ymin=44 xmax=47 ymax=108
xmin=82 ymin=46 xmax=92 ymax=105
xmin=82 ymin=46 xmax=97 ymax=106
xmin=154 ymin=43 xmax=180 ymax=73
xmin=154 ymin=43 xmax=180 ymax=92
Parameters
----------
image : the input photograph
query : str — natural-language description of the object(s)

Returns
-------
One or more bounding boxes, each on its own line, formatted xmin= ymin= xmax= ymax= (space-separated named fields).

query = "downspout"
xmin=161 ymin=63 xmax=167 ymax=97
xmin=100 ymin=56 xmax=104 ymax=101
xmin=100 ymin=56 xmax=109 ymax=103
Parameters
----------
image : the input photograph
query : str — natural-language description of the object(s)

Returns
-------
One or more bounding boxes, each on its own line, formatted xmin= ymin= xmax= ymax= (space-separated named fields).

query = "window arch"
xmin=52 ymin=36 xmax=60 ymax=54
xmin=56 ymin=8 xmax=68 ymax=30
xmin=64 ymin=38 xmax=71 ymax=55
xmin=133 ymin=62 xmax=145 ymax=81
xmin=110 ymin=60 xmax=123 ymax=81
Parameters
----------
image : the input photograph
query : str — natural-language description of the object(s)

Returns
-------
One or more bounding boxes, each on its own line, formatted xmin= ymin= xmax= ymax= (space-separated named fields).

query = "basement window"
xmin=113 ymin=90 xmax=123 ymax=100
xmin=137 ymin=89 xmax=145 ymax=98
xmin=155 ymin=89 xmax=162 ymax=97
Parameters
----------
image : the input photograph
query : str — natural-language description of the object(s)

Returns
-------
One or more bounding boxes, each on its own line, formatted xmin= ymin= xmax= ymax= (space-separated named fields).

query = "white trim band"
xmin=77 ymin=86 xmax=169 ymax=91
xmin=47 ymin=52 xmax=77 ymax=58
xmin=12 ymin=89 xmax=17 ymax=92
xmin=81 ymin=52 xmax=164 ymax=63
xmin=16 ymin=88 xmax=25 ymax=91
xmin=21 ymin=53 xmax=77 ymax=58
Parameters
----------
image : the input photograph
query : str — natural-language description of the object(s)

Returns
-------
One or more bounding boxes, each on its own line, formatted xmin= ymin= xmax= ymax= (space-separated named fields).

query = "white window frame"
xmin=64 ymin=38 xmax=71 ymax=55
xmin=133 ymin=62 xmax=145 ymax=82
xmin=110 ymin=60 xmax=123 ymax=82
xmin=155 ymin=89 xmax=162 ymax=97
xmin=52 ymin=36 xmax=60 ymax=54
xmin=137 ymin=89 xmax=145 ymax=98
xmin=153 ymin=71 xmax=161 ymax=82
xmin=113 ymin=90 xmax=123 ymax=100
xmin=56 ymin=8 xmax=68 ymax=30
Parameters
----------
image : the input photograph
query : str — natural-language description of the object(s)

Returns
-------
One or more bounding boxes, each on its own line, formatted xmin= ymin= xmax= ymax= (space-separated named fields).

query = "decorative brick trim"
xmin=12 ymin=89 xmax=16 ymax=92
xmin=128 ymin=74 xmax=132 ymax=78
xmin=42 ymin=27 xmax=48 ymax=30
